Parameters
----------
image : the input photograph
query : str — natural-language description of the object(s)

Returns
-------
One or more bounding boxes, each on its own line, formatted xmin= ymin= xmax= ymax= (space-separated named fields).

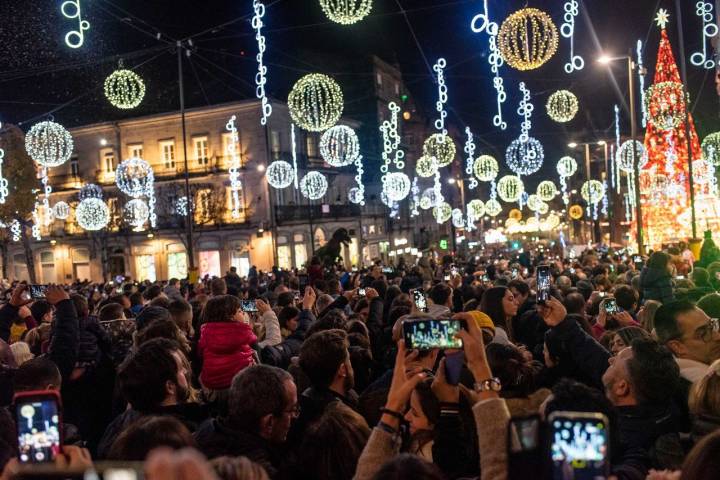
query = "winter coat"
xmin=639 ymin=266 xmax=675 ymax=305
xmin=198 ymin=321 xmax=257 ymax=390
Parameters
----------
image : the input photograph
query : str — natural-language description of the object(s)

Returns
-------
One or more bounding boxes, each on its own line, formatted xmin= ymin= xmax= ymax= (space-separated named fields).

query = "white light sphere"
xmin=433 ymin=202 xmax=453 ymax=223
xmin=485 ymin=199 xmax=502 ymax=217
xmin=467 ymin=199 xmax=486 ymax=220
xmin=702 ymin=132 xmax=720 ymax=166
xmin=104 ymin=69 xmax=146 ymax=109
xmin=581 ymin=180 xmax=605 ymax=204
xmin=537 ymin=201 xmax=549 ymax=214
xmin=545 ymin=213 xmax=561 ymax=229
xmin=300 ymin=171 xmax=328 ymax=200
xmin=319 ymin=125 xmax=360 ymax=167
xmin=382 ymin=172 xmax=411 ymax=202
xmin=527 ymin=194 xmax=543 ymax=211
xmin=423 ymin=134 xmax=456 ymax=168
xmin=288 ymin=73 xmax=344 ymax=132
xmin=266 ymin=160 xmax=295 ymax=189
xmin=116 ymin=157 xmax=154 ymax=198
xmin=53 ymin=201 xmax=71 ymax=220
xmin=75 ymin=198 xmax=110 ymax=231
xmin=452 ymin=208 xmax=465 ymax=228
xmin=473 ymin=155 xmax=499 ymax=182
xmin=380 ymin=191 xmax=395 ymax=208
xmin=556 ymin=156 xmax=578 ymax=177
xmin=419 ymin=188 xmax=440 ymax=210
xmin=123 ymin=198 xmax=149 ymax=228
xmin=25 ymin=121 xmax=74 ymax=167
xmin=319 ymin=0 xmax=372 ymax=25
xmin=536 ymin=180 xmax=558 ymax=201
xmin=415 ymin=155 xmax=438 ymax=178
xmin=616 ymin=140 xmax=649 ymax=172
xmin=546 ymin=90 xmax=579 ymax=123
xmin=505 ymin=137 xmax=544 ymax=175
xmin=79 ymin=183 xmax=103 ymax=201
xmin=497 ymin=175 xmax=525 ymax=202
xmin=348 ymin=187 xmax=364 ymax=205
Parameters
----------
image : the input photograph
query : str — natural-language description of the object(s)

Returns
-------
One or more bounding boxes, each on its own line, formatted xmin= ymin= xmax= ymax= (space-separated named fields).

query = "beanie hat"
xmin=467 ymin=310 xmax=495 ymax=341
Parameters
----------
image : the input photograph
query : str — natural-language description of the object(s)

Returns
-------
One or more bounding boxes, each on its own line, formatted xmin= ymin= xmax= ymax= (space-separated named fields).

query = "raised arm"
xmin=46 ymin=286 xmax=79 ymax=381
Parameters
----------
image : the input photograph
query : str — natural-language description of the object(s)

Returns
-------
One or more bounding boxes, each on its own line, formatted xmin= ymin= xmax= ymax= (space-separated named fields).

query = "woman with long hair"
xmin=480 ymin=286 xmax=518 ymax=344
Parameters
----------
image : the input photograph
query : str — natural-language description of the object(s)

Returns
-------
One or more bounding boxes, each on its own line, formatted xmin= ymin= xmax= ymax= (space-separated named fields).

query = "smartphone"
xmin=508 ymin=415 xmax=544 ymax=480
xmin=603 ymin=298 xmax=618 ymax=314
xmin=357 ymin=288 xmax=367 ymax=297
xmin=536 ymin=265 xmax=551 ymax=304
xmin=240 ymin=300 xmax=258 ymax=312
xmin=297 ymin=274 xmax=309 ymax=292
xmin=14 ymin=390 xmax=63 ymax=463
xmin=443 ymin=274 xmax=451 ymax=281
xmin=549 ymin=411 xmax=610 ymax=480
xmin=382 ymin=267 xmax=394 ymax=274
xmin=411 ymin=289 xmax=428 ymax=313
xmin=676 ymin=275 xmax=685 ymax=280
xmin=29 ymin=285 xmax=48 ymax=300
xmin=512 ymin=268 xmax=519 ymax=279
xmin=293 ymin=291 xmax=301 ymax=302
xmin=402 ymin=318 xmax=466 ymax=350
xmin=481 ymin=274 xmax=490 ymax=283
xmin=444 ymin=351 xmax=465 ymax=385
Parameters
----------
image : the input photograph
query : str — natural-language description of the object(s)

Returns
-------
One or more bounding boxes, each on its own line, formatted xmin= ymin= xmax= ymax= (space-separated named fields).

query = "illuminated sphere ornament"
xmin=581 ymin=180 xmax=605 ymax=204
xmin=702 ymin=132 xmax=720 ymax=166
xmin=266 ymin=161 xmax=295 ymax=189
xmin=546 ymin=90 xmax=578 ymax=123
xmin=319 ymin=0 xmax=372 ymax=25
xmin=569 ymin=204 xmax=584 ymax=220
xmin=452 ymin=209 xmax=465 ymax=229
xmin=420 ymin=188 xmax=440 ymax=210
xmin=527 ymin=194 xmax=543 ymax=212
xmin=497 ymin=175 xmax=524 ymax=203
xmin=537 ymin=180 xmax=558 ymax=201
xmin=473 ymin=155 xmax=499 ymax=182
xmin=537 ymin=201 xmax=549 ymax=215
xmin=467 ymin=199 xmax=486 ymax=220
xmin=508 ymin=208 xmax=522 ymax=221
xmin=415 ymin=155 xmax=437 ymax=178
xmin=433 ymin=202 xmax=453 ymax=223
xmin=25 ymin=121 xmax=74 ymax=167
xmin=348 ymin=187 xmax=364 ymax=205
xmin=616 ymin=140 xmax=649 ymax=172
xmin=319 ymin=125 xmax=360 ymax=167
xmin=645 ymin=81 xmax=686 ymax=131
xmin=497 ymin=8 xmax=559 ymax=71
xmin=75 ymin=198 xmax=110 ymax=231
xmin=505 ymin=137 xmax=544 ymax=175
xmin=104 ymin=69 xmax=146 ymax=109
xmin=79 ymin=183 xmax=103 ymax=201
xmin=556 ymin=156 xmax=578 ymax=177
xmin=300 ymin=171 xmax=328 ymax=200
xmin=422 ymin=134 xmax=456 ymax=168
xmin=382 ymin=172 xmax=411 ymax=202
xmin=288 ymin=74 xmax=344 ymax=132
xmin=116 ymin=157 xmax=153 ymax=198
xmin=123 ymin=198 xmax=149 ymax=228
xmin=53 ymin=201 xmax=71 ymax=220
xmin=485 ymin=199 xmax=502 ymax=217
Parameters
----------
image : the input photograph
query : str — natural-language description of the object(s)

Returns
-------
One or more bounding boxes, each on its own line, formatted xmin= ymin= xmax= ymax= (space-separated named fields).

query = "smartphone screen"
xmin=357 ymin=288 xmax=367 ymax=297
xmin=411 ymin=289 xmax=428 ymax=312
xmin=512 ymin=268 xmax=519 ymax=279
xmin=29 ymin=285 xmax=48 ymax=300
xmin=297 ymin=274 xmax=308 ymax=292
xmin=240 ymin=300 xmax=258 ymax=312
xmin=536 ymin=265 xmax=551 ymax=303
xmin=603 ymin=298 xmax=618 ymax=314
xmin=382 ymin=267 xmax=394 ymax=274
xmin=443 ymin=274 xmax=451 ymax=281
xmin=508 ymin=415 xmax=544 ymax=480
xmin=549 ymin=412 xmax=609 ymax=480
xmin=15 ymin=393 xmax=62 ymax=463
xmin=402 ymin=319 xmax=465 ymax=350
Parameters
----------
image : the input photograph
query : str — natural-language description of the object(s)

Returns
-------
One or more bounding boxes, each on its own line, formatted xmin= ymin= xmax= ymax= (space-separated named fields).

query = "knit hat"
xmin=698 ymin=293 xmax=720 ymax=319
xmin=467 ymin=310 xmax=495 ymax=342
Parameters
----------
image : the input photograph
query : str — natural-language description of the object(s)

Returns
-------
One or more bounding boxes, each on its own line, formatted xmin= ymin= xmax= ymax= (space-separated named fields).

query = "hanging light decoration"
xmin=25 ymin=121 xmax=74 ymax=167
xmin=319 ymin=0 xmax=372 ymax=25
xmin=225 ymin=116 xmax=244 ymax=219
xmin=497 ymin=7 xmax=559 ymax=71
xmin=505 ymin=137 xmax=544 ymax=175
xmin=348 ymin=187 xmax=364 ymax=205
xmin=116 ymin=157 xmax=154 ymax=198
xmin=546 ymin=90 xmax=579 ymax=123
xmin=616 ymin=140 xmax=649 ymax=172
xmin=569 ymin=204 xmax=584 ymax=219
xmin=485 ymin=198 xmax=502 ymax=217
xmin=691 ymin=1 xmax=718 ymax=69
xmin=473 ymin=155 xmax=499 ymax=182
xmin=79 ymin=183 xmax=103 ymax=201
xmin=175 ymin=196 xmax=190 ymax=217
xmin=53 ymin=201 xmax=70 ymax=220
xmin=104 ymin=67 xmax=146 ymax=109
xmin=123 ymin=198 xmax=150 ymax=229
xmin=420 ymin=188 xmax=440 ymax=210
xmin=75 ymin=197 xmax=110 ymax=231
xmin=537 ymin=201 xmax=549 ymax=214
xmin=351 ymin=153 xmax=365 ymax=206
xmin=300 ymin=171 xmax=328 ymax=200
xmin=253 ymin=0 xmax=272 ymax=125
xmin=467 ymin=199 xmax=486 ymax=220
xmin=382 ymin=172 xmax=411 ymax=202
xmin=266 ymin=160 xmax=295 ymax=189
xmin=581 ymin=180 xmax=605 ymax=204
xmin=497 ymin=175 xmax=524 ymax=202
xmin=556 ymin=156 xmax=578 ymax=177
xmin=433 ymin=202 xmax=453 ymax=224
xmin=471 ymin=0 xmax=507 ymax=130
xmin=433 ymin=58 xmax=449 ymax=136
xmin=464 ymin=128 xmax=479 ymax=190
xmin=423 ymin=134 xmax=456 ymax=168
xmin=508 ymin=208 xmax=523 ymax=221
xmin=380 ymin=102 xmax=405 ymax=193
xmin=0 ymin=146 xmax=7 ymax=204
xmin=702 ymin=132 xmax=720 ymax=166
xmin=288 ymin=73 xmax=343 ymax=132
xmin=645 ymin=81 xmax=686 ymax=131
xmin=537 ymin=180 xmax=558 ymax=201
xmin=320 ymin=125 xmax=360 ymax=167
xmin=451 ymin=208 xmax=466 ymax=229
xmin=527 ymin=194 xmax=543 ymax=211
xmin=416 ymin=155 xmax=438 ymax=178
xmin=61 ymin=0 xmax=90 ymax=49
xmin=561 ymin=0 xmax=584 ymax=73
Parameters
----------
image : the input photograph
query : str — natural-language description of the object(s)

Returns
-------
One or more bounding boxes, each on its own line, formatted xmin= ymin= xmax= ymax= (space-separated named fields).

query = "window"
xmin=194 ymin=136 xmax=209 ymax=166
xmin=270 ymin=130 xmax=281 ymax=157
xmin=231 ymin=252 xmax=250 ymax=278
xmin=222 ymin=133 xmax=240 ymax=160
xmin=70 ymin=156 xmax=79 ymax=178
xmin=194 ymin=188 xmax=213 ymax=222
xmin=100 ymin=148 xmax=115 ymax=173
xmin=168 ymin=252 xmax=188 ymax=279
xmin=199 ymin=251 xmax=221 ymax=278
xmin=277 ymin=246 xmax=292 ymax=270
xmin=128 ymin=144 xmax=143 ymax=158
xmin=40 ymin=251 xmax=56 ymax=284
xmin=159 ymin=140 xmax=175 ymax=169
xmin=136 ymin=255 xmax=156 ymax=282
xmin=294 ymin=243 xmax=307 ymax=269
xmin=306 ymin=134 xmax=318 ymax=158
xmin=73 ymin=249 xmax=90 ymax=281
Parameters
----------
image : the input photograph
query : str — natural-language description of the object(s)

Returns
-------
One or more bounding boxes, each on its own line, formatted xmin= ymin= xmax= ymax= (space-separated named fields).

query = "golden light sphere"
xmin=497 ymin=8 xmax=559 ymax=71
xmin=497 ymin=175 xmax=525 ymax=203
xmin=546 ymin=90 xmax=578 ymax=123
xmin=485 ymin=199 xmax=502 ymax=217
xmin=508 ymin=208 xmax=522 ymax=221
xmin=422 ymin=134 xmax=456 ymax=168
xmin=569 ymin=204 xmax=584 ymax=220
xmin=288 ymin=73 xmax=344 ymax=132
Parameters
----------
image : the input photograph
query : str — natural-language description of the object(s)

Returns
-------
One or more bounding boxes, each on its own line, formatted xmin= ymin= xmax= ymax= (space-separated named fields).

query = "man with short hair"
xmin=614 ymin=285 xmax=639 ymax=316
xmin=168 ymin=299 xmax=194 ymax=339
xmin=194 ymin=364 xmax=297 ymax=477
xmin=428 ymin=283 xmax=453 ymax=316
xmin=163 ymin=278 xmax=184 ymax=302
xmin=13 ymin=357 xmax=62 ymax=392
xmin=210 ymin=278 xmax=227 ymax=296
xmin=655 ymin=299 xmax=720 ymax=382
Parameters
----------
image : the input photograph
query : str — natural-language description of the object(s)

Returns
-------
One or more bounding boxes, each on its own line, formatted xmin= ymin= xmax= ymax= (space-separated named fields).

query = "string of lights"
xmin=226 ymin=115 xmax=243 ymax=218
xmin=560 ymin=0 xmax=584 ymax=73
xmin=691 ymin=1 xmax=718 ymax=69
xmin=291 ymin=124 xmax=299 ymax=189
xmin=433 ymin=58 xmax=448 ymax=135
xmin=253 ymin=0 xmax=273 ymax=125
xmin=0 ymin=146 xmax=7 ymax=204
xmin=637 ymin=41 xmax=648 ymax=128
xmin=464 ymin=127 xmax=478 ymax=190
xmin=470 ymin=0 xmax=506 ymax=130
xmin=517 ymin=82 xmax=533 ymax=141
xmin=61 ymin=0 xmax=90 ymax=49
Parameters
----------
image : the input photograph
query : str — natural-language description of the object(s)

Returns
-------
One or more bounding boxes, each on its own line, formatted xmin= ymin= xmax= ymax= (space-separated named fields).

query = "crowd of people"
xmin=1 ymin=241 xmax=720 ymax=479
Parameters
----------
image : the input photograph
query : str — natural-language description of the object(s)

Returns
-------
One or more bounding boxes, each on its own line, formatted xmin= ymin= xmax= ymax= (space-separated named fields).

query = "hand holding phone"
xmin=536 ymin=265 xmax=551 ymax=304
xmin=240 ymin=300 xmax=258 ymax=313
xmin=29 ymin=285 xmax=48 ymax=300
xmin=411 ymin=289 xmax=428 ymax=313
xmin=549 ymin=411 xmax=610 ymax=479
xmin=14 ymin=390 xmax=63 ymax=463
xmin=402 ymin=318 xmax=466 ymax=350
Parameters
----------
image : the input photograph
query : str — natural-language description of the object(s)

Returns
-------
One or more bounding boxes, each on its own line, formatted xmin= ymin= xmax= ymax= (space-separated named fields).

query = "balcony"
xmin=274 ymin=204 xmax=361 ymax=224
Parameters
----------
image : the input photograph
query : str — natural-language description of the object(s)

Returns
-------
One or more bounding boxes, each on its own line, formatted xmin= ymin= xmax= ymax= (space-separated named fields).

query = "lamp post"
xmin=598 ymin=53 xmax=644 ymax=254
xmin=568 ymin=140 xmax=612 ymax=244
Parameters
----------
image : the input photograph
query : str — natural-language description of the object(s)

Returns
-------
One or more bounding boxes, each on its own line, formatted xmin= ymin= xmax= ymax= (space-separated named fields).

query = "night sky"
xmin=1 ymin=0 xmax=719 ymax=178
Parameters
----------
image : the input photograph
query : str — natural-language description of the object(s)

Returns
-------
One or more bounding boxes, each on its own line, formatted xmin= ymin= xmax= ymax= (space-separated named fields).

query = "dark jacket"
xmin=287 ymin=386 xmax=358 ymax=449
xmin=261 ymin=308 xmax=314 ymax=368
xmin=639 ymin=266 xmax=674 ymax=305
xmin=546 ymin=316 xmax=610 ymax=390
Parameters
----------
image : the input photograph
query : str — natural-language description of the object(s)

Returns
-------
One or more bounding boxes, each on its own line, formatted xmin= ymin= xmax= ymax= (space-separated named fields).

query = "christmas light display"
xmin=702 ymin=132 xmax=720 ymax=166
xmin=517 ymin=82 xmax=533 ymax=141
xmin=104 ymin=68 xmax=145 ymax=110
xmin=557 ymin=156 xmax=578 ymax=177
xmin=416 ymin=156 xmax=437 ymax=178
xmin=348 ymin=187 xmax=364 ymax=205
xmin=225 ymin=116 xmax=243 ymax=219
xmin=320 ymin=125 xmax=360 ymax=167
xmin=473 ymin=155 xmax=499 ymax=182
xmin=691 ymin=2 xmax=718 ymax=69
xmin=471 ymin=0 xmax=507 ymax=130
xmin=319 ymin=0 xmax=372 ymax=25
xmin=124 ymin=199 xmax=150 ymax=229
xmin=253 ymin=0 xmax=272 ymax=125
xmin=288 ymin=74 xmax=343 ymax=132
xmin=433 ymin=58 xmax=448 ymax=135
xmin=497 ymin=8 xmax=559 ymax=71
xmin=614 ymin=104 xmax=621 ymax=190
xmin=537 ymin=201 xmax=549 ymax=215
xmin=61 ymin=0 xmax=90 ymax=49
xmin=31 ymin=205 xmax=41 ymax=241
xmin=505 ymin=137 xmax=544 ymax=176
xmin=383 ymin=172 xmax=411 ymax=202
xmin=79 ymin=183 xmax=103 ymax=201
xmin=497 ymin=175 xmax=524 ymax=203
xmin=645 ymin=81 xmax=686 ymax=131
xmin=452 ymin=208 xmax=465 ymax=229
xmin=546 ymin=90 xmax=579 ymax=123
xmin=561 ymin=0 xmax=584 ymax=73
xmin=380 ymin=102 xmax=405 ymax=178
xmin=175 ymin=197 xmax=189 ymax=217
xmin=423 ymin=134 xmax=456 ymax=168
xmin=300 ymin=171 xmax=328 ymax=200
xmin=25 ymin=121 xmax=74 ymax=167
xmin=485 ymin=199 xmax=502 ymax=217
xmin=508 ymin=208 xmax=522 ymax=221
xmin=537 ymin=180 xmax=558 ymax=201
xmin=76 ymin=197 xmax=110 ymax=231
xmin=0 ymin=146 xmax=7 ymax=204
xmin=410 ymin=177 xmax=420 ymax=217
xmin=569 ymin=204 xmax=584 ymax=220
xmin=10 ymin=220 xmax=20 ymax=242
xmin=433 ymin=202 xmax=452 ymax=224
xmin=616 ymin=140 xmax=649 ymax=172
xmin=266 ymin=160 xmax=295 ymax=189
xmin=581 ymin=180 xmax=605 ymax=204
xmin=464 ymin=128 xmax=478 ymax=190
xmin=467 ymin=199 xmax=486 ymax=220
xmin=352 ymin=154 xmax=365 ymax=206
xmin=637 ymin=42 xmax=648 ymax=128
xmin=527 ymin=194 xmax=543 ymax=212
xmin=53 ymin=201 xmax=70 ymax=220
xmin=116 ymin=157 xmax=153 ymax=198
xmin=419 ymin=188 xmax=439 ymax=210
xmin=291 ymin=124 xmax=299 ymax=189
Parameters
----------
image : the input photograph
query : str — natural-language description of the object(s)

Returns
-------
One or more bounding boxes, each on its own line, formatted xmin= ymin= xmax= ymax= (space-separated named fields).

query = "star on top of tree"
xmin=655 ymin=8 xmax=670 ymax=29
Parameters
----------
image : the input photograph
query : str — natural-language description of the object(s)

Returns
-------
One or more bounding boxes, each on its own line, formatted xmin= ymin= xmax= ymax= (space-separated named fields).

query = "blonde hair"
xmin=689 ymin=359 xmax=720 ymax=416
xmin=10 ymin=342 xmax=34 ymax=366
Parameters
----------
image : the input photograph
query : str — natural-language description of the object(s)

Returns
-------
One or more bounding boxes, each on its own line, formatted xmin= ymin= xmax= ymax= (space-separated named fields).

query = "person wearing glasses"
xmin=655 ymin=300 xmax=720 ymax=383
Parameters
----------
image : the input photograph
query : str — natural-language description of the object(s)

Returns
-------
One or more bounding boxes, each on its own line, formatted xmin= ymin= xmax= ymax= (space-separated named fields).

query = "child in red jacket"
xmin=198 ymin=295 xmax=257 ymax=392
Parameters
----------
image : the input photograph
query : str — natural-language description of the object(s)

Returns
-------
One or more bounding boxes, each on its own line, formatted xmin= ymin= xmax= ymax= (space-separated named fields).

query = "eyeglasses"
xmin=694 ymin=318 xmax=720 ymax=343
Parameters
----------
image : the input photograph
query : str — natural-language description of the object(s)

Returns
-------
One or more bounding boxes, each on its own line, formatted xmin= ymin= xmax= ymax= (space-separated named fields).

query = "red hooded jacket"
xmin=198 ymin=321 xmax=257 ymax=390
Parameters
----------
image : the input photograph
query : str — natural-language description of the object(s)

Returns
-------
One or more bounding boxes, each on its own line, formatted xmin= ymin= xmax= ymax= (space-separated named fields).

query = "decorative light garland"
xmin=569 ymin=204 xmax=584 ymax=220
xmin=702 ymin=132 xmax=720 ymax=166
xmin=104 ymin=67 xmax=146 ymax=109
xmin=25 ymin=121 xmax=74 ymax=167
xmin=664 ymin=132 xmax=678 ymax=176
xmin=61 ymin=0 xmax=90 ymax=49
xmin=506 ymin=137 xmax=544 ymax=176
xmin=467 ymin=199 xmax=486 ymax=220
xmin=497 ymin=8 xmax=559 ymax=71
xmin=546 ymin=90 xmax=579 ymax=123
xmin=31 ymin=204 xmax=41 ymax=241
xmin=645 ymin=81 xmax=686 ymax=131
xmin=124 ymin=198 xmax=150 ymax=230
xmin=320 ymin=125 xmax=360 ymax=167
xmin=252 ymin=0 xmax=272 ymax=124
xmin=40 ymin=167 xmax=53 ymax=226
xmin=380 ymin=102 xmax=405 ymax=180
xmin=616 ymin=140 xmax=649 ymax=172
xmin=176 ymin=196 xmax=190 ymax=217
xmin=410 ymin=177 xmax=420 ymax=216
xmin=581 ymin=180 xmax=605 ymax=204
xmin=10 ymin=220 xmax=20 ymax=242
xmin=497 ymin=175 xmax=524 ymax=203
xmin=637 ymin=42 xmax=648 ymax=128
xmin=76 ymin=197 xmax=110 ymax=231
xmin=557 ymin=156 xmax=577 ymax=205
xmin=452 ymin=208 xmax=465 ymax=229
xmin=433 ymin=202 xmax=453 ymax=224
xmin=464 ymin=128 xmax=478 ymax=189
xmin=471 ymin=0 xmax=507 ymax=130
xmin=561 ymin=0 xmax=584 ymax=73
xmin=291 ymin=124 xmax=299 ymax=189
xmin=225 ymin=116 xmax=243 ymax=218
xmin=473 ymin=155 xmax=499 ymax=182
xmin=419 ymin=187 xmax=440 ymax=210
xmin=300 ymin=171 xmax=328 ymax=200
xmin=416 ymin=155 xmax=438 ymax=178
xmin=537 ymin=180 xmax=558 ymax=201
xmin=288 ymin=73 xmax=343 ymax=132
xmin=691 ymin=1 xmax=718 ymax=69
xmin=423 ymin=134 xmax=456 ymax=168
xmin=79 ymin=183 xmax=103 ymax=201
xmin=433 ymin=58 xmax=448 ymax=135
xmin=485 ymin=198 xmax=502 ymax=217
xmin=517 ymin=82 xmax=533 ymax=141
xmin=0 ymin=146 xmax=7 ymax=204
xmin=319 ymin=0 xmax=372 ymax=25
xmin=53 ymin=201 xmax=70 ymax=220
xmin=351 ymin=154 xmax=365 ymax=206
xmin=614 ymin=104 xmax=621 ymax=190
xmin=266 ymin=160 xmax=295 ymax=189
xmin=116 ymin=157 xmax=153 ymax=198
xmin=383 ymin=171 xmax=411 ymax=202
xmin=527 ymin=194 xmax=543 ymax=212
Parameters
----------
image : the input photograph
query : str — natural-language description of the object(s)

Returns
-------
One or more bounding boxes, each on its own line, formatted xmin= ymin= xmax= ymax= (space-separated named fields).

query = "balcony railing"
xmin=275 ymin=204 xmax=361 ymax=224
